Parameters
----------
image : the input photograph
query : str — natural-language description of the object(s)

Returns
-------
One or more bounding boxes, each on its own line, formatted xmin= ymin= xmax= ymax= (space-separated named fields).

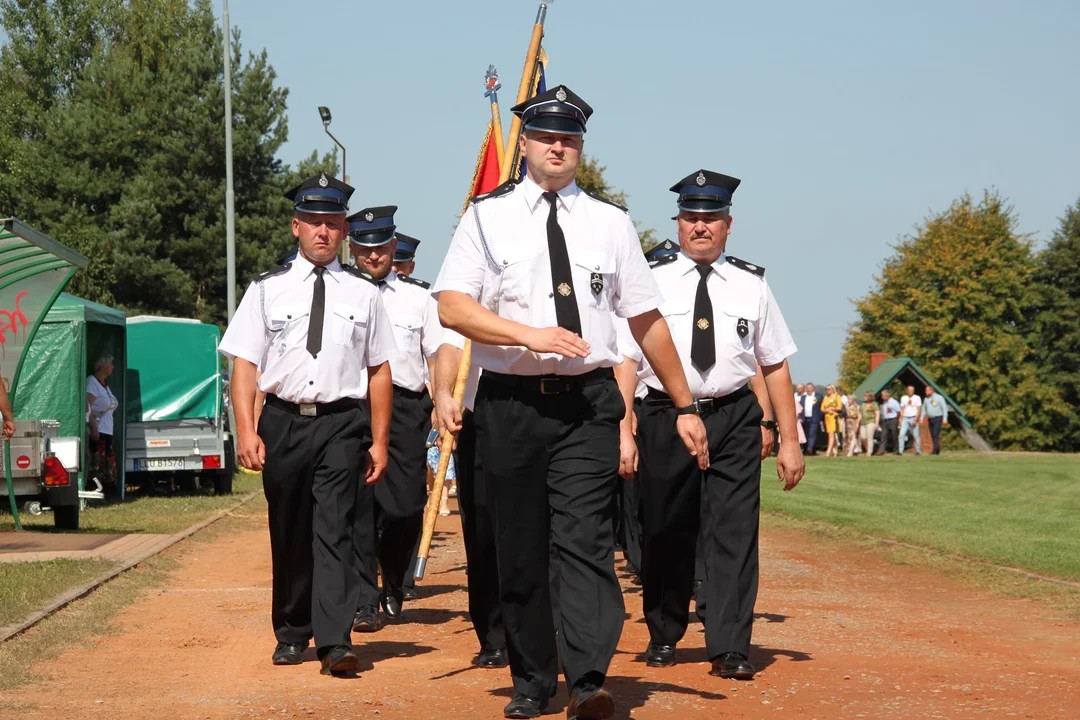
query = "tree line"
xmin=840 ymin=192 xmax=1079 ymax=452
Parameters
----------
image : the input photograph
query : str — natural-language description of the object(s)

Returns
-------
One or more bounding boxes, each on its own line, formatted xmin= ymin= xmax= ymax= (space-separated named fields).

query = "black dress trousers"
xmin=259 ymin=400 xmax=369 ymax=651
xmin=358 ymin=385 xmax=432 ymax=606
xmin=455 ymin=408 xmax=505 ymax=651
xmin=475 ymin=373 xmax=624 ymax=700
xmin=616 ymin=399 xmax=644 ymax=576
xmin=638 ymin=387 xmax=763 ymax=658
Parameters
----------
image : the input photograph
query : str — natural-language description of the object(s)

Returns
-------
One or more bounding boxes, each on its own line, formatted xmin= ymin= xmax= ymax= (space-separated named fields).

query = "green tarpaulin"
xmin=126 ymin=317 xmax=221 ymax=423
xmin=13 ymin=293 xmax=128 ymax=497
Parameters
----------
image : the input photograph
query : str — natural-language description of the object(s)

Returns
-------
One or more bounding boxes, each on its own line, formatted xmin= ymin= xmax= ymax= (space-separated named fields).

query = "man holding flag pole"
xmin=434 ymin=80 xmax=709 ymax=719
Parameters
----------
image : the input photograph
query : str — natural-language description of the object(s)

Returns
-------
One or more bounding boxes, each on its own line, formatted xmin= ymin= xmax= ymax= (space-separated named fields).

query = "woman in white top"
xmin=87 ymin=354 xmax=119 ymax=484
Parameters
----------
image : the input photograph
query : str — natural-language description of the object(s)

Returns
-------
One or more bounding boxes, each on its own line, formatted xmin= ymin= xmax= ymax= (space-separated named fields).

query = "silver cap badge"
xmin=695 ymin=171 xmax=706 ymax=186
xmin=318 ymin=173 xmax=329 ymax=188
xmin=556 ymin=87 xmax=567 ymax=102
xmin=364 ymin=211 xmax=374 ymax=222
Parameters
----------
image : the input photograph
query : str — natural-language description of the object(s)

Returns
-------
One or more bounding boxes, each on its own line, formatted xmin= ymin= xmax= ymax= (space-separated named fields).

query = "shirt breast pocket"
xmin=332 ymin=303 xmax=368 ymax=348
xmin=268 ymin=304 xmax=309 ymax=348
xmin=392 ymin=313 xmax=423 ymax=354
xmin=660 ymin=298 xmax=694 ymax=345
xmin=719 ymin=303 xmax=759 ymax=351
xmin=573 ymin=252 xmax=616 ymax=311
xmin=494 ymin=247 xmax=543 ymax=312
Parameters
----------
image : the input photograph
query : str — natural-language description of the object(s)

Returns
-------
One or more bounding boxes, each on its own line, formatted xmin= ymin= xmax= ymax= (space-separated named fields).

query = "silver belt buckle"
xmin=539 ymin=378 xmax=561 ymax=395
xmin=299 ymin=403 xmax=317 ymax=417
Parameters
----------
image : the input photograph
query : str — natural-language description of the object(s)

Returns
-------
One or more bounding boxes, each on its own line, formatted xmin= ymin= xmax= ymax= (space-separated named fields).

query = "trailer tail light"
xmin=44 ymin=456 xmax=70 ymax=486
xmin=202 ymin=455 xmax=222 ymax=470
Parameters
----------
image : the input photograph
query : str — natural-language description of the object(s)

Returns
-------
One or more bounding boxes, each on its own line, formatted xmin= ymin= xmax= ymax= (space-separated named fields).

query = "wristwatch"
xmin=760 ymin=419 xmax=778 ymax=431
xmin=675 ymin=403 xmax=698 ymax=416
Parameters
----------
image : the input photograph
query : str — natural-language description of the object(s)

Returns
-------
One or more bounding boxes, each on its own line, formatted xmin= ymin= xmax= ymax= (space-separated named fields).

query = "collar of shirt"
xmin=675 ymin=251 xmax=727 ymax=278
xmin=520 ymin=174 xmax=581 ymax=215
xmin=291 ymin=252 xmax=343 ymax=284
xmin=382 ymin=270 xmax=400 ymax=292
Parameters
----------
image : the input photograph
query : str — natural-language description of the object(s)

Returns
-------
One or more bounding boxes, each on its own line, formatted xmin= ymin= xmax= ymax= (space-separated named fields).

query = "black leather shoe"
xmin=319 ymin=645 xmax=360 ymax=676
xmin=402 ymin=586 xmax=419 ymax=601
xmin=644 ymin=643 xmax=676 ymax=668
xmin=352 ymin=605 xmax=379 ymax=633
xmin=503 ymin=693 xmax=548 ymax=718
xmin=381 ymin=591 xmax=403 ymax=620
xmin=710 ymin=651 xmax=755 ymax=679
xmin=476 ymin=647 xmax=508 ymax=668
xmin=271 ymin=641 xmax=306 ymax=665
xmin=567 ymin=682 xmax=614 ymax=719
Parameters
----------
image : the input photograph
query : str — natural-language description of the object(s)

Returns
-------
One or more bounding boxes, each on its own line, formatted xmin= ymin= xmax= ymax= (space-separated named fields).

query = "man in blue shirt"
xmin=920 ymin=386 xmax=949 ymax=455
xmin=876 ymin=390 xmax=901 ymax=455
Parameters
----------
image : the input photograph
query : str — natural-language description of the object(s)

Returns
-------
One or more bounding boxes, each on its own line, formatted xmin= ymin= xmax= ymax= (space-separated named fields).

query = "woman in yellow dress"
xmin=821 ymin=384 xmax=843 ymax=457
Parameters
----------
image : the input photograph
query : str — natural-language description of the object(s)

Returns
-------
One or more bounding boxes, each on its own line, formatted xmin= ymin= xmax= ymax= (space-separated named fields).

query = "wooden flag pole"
xmin=497 ymin=1 xmax=549 ymax=184
xmin=415 ymin=4 xmax=551 ymax=580
xmin=486 ymin=65 xmax=506 ymax=168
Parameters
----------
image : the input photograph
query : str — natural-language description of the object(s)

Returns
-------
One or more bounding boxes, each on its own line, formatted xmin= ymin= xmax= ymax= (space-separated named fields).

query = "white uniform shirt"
xmin=219 ymin=254 xmax=397 ymax=403
xmin=376 ymin=271 xmax=443 ymax=392
xmin=432 ymin=175 xmax=663 ymax=376
xmin=615 ymin=318 xmax=648 ymax=400
xmin=620 ymin=252 xmax=797 ymax=399
xmin=900 ymin=394 xmax=922 ymax=418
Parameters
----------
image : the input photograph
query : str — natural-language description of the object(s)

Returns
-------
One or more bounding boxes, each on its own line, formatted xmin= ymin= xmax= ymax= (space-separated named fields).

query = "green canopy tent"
xmin=14 ymin=294 xmax=128 ymax=499
xmin=1 ymin=218 xmax=89 ymax=528
xmin=851 ymin=356 xmax=991 ymax=452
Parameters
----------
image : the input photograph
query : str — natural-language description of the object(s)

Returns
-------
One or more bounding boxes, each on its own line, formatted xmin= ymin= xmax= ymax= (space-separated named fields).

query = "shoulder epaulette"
xmin=649 ymin=254 xmax=678 ymax=269
xmin=342 ymin=264 xmax=378 ymax=284
xmin=254 ymin=262 xmax=291 ymax=283
xmin=726 ymin=255 xmax=765 ymax=277
xmin=582 ymin=189 xmax=628 ymax=213
xmin=398 ymin=275 xmax=431 ymax=289
xmin=471 ymin=180 xmax=518 ymax=204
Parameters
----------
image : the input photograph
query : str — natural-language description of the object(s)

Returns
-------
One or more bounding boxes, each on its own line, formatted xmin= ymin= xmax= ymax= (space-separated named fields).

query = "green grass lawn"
xmin=761 ymin=453 xmax=1080 ymax=581
xmin=0 ymin=558 xmax=117 ymax=628
xmin=0 ymin=471 xmax=261 ymax=535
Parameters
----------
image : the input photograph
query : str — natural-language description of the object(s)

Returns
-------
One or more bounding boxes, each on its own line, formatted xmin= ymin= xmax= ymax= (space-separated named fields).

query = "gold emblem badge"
xmin=557 ymin=282 xmax=572 ymax=297
xmin=696 ymin=318 xmax=710 ymax=331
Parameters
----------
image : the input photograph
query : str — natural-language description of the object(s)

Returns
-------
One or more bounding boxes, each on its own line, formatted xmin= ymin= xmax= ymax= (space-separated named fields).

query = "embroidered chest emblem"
xmin=737 ymin=318 xmax=749 ymax=338
xmin=590 ymin=272 xmax=603 ymax=295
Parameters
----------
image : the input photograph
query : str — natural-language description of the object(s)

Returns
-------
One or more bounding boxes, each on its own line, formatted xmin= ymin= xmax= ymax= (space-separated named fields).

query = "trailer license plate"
xmin=136 ymin=458 xmax=185 ymax=471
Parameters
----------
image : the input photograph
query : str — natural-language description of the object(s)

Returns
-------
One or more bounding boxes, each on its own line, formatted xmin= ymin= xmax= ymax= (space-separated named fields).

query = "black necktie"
xmin=691 ymin=264 xmax=715 ymax=371
xmin=306 ymin=266 xmax=326 ymax=358
xmin=543 ymin=191 xmax=582 ymax=335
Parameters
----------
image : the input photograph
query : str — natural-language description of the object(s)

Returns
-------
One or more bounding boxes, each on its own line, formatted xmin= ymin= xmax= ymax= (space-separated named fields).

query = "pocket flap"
xmin=719 ymin=302 xmax=759 ymax=321
xmin=333 ymin=303 xmax=368 ymax=324
xmin=393 ymin=313 xmax=423 ymax=330
xmin=574 ymin=252 xmax=616 ymax=274
xmin=269 ymin=304 xmax=308 ymax=324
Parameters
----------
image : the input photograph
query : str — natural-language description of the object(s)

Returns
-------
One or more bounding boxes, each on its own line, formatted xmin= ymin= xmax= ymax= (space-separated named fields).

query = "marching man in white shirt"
xmin=219 ymin=173 xmax=396 ymax=676
xmin=434 ymin=85 xmax=707 ymax=720
xmin=618 ymin=169 xmax=804 ymax=680
xmin=347 ymin=209 xmax=442 ymax=630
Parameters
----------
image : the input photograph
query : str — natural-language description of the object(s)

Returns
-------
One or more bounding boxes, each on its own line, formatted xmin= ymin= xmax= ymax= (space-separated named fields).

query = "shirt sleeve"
xmin=432 ymin=204 xmax=486 ymax=301
xmin=754 ymin=281 xmax=798 ymax=367
xmin=439 ymin=326 xmax=467 ymax=351
xmin=219 ymin=281 xmax=268 ymax=365
xmin=611 ymin=213 xmax=663 ymax=319
xmin=420 ymin=294 xmax=443 ymax=359
xmin=364 ymin=288 xmax=398 ymax=368
xmin=615 ymin=316 xmax=643 ymax=363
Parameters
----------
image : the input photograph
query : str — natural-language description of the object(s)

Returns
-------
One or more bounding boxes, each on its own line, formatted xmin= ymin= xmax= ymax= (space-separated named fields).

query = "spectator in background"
xmin=836 ymin=386 xmax=848 ymax=452
xmin=801 ymin=383 xmax=821 ymax=455
xmin=821 ymin=385 xmax=843 ymax=457
xmin=843 ymin=393 xmax=861 ymax=456
xmin=858 ymin=391 xmax=879 ymax=456
xmin=793 ymin=384 xmax=805 ymax=452
xmin=87 ymin=354 xmax=119 ymax=486
xmin=920 ymin=385 xmax=948 ymax=455
xmin=898 ymin=385 xmax=922 ymax=455
xmin=877 ymin=390 xmax=901 ymax=455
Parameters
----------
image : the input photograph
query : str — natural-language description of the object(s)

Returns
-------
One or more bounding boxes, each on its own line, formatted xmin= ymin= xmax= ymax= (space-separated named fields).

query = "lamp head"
xmin=318 ymin=106 xmax=332 ymax=126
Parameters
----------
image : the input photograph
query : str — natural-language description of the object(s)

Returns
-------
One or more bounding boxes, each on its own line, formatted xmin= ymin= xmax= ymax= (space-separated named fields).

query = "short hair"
xmin=93 ymin=354 xmax=114 ymax=372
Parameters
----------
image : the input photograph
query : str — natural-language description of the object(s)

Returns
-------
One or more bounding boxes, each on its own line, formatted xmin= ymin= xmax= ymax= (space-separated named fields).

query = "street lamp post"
xmin=318 ymin=106 xmax=348 ymax=262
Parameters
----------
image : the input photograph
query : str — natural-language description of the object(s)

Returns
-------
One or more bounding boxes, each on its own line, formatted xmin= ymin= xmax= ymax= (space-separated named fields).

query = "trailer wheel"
xmin=214 ymin=436 xmax=236 ymax=495
xmin=54 ymin=503 xmax=80 ymax=530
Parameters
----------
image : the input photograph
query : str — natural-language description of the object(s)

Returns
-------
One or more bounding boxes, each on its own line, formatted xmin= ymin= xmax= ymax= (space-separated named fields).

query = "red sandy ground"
xmin=3 ymin=501 xmax=1078 ymax=719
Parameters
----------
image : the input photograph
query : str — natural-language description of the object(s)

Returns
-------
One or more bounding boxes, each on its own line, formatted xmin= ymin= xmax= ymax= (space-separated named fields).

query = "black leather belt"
xmin=483 ymin=367 xmax=614 ymax=395
xmin=266 ymin=394 xmax=360 ymax=417
xmin=645 ymin=385 xmax=751 ymax=416
xmin=393 ymin=385 xmax=428 ymax=400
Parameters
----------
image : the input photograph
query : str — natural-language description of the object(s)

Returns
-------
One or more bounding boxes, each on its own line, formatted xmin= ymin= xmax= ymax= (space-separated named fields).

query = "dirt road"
xmin=3 ymin=501 xmax=1077 ymax=719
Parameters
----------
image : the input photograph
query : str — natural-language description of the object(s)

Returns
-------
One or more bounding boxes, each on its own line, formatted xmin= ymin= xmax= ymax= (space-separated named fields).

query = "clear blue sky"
xmin=221 ymin=0 xmax=1079 ymax=384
